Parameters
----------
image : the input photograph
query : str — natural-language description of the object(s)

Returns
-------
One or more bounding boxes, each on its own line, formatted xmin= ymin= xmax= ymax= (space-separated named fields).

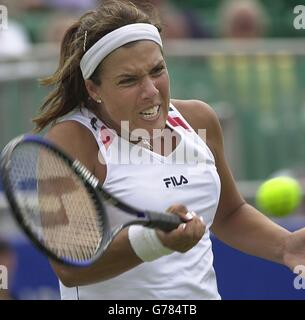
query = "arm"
xmin=46 ymin=120 xmax=204 ymax=287
xmin=174 ymin=99 xmax=291 ymax=266
xmin=51 ymin=228 xmax=142 ymax=287
xmin=207 ymin=106 xmax=290 ymax=265
xmin=45 ymin=121 xmax=142 ymax=287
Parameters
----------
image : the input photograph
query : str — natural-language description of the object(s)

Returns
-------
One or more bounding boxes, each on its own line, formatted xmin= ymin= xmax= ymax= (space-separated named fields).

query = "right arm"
xmin=46 ymin=121 xmax=142 ymax=287
xmin=46 ymin=121 xmax=203 ymax=287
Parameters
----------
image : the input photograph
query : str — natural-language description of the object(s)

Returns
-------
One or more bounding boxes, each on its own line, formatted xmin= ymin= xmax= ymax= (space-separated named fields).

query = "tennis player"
xmin=33 ymin=0 xmax=305 ymax=300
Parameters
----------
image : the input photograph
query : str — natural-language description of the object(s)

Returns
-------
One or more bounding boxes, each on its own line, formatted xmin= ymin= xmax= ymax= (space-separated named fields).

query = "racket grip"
xmin=145 ymin=211 xmax=182 ymax=232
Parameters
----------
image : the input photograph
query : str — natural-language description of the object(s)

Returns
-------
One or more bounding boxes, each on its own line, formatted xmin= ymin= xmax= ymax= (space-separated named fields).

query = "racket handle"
xmin=145 ymin=211 xmax=182 ymax=232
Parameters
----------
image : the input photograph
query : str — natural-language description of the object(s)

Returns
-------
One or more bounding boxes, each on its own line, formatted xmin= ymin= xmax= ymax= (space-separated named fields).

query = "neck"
xmin=90 ymin=108 xmax=177 ymax=153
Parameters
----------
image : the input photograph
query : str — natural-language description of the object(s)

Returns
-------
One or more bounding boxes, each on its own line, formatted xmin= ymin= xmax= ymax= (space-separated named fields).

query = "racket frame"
xmin=0 ymin=134 xmax=181 ymax=266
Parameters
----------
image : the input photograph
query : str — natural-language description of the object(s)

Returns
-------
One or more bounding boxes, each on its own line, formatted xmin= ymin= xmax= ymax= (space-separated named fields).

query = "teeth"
xmin=140 ymin=105 xmax=159 ymax=115
xmin=139 ymin=105 xmax=160 ymax=119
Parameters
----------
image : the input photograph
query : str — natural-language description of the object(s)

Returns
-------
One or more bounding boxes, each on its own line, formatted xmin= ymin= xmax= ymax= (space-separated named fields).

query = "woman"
xmin=33 ymin=0 xmax=305 ymax=300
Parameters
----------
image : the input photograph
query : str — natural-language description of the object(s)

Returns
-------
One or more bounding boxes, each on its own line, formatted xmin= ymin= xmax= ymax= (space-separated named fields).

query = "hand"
xmin=283 ymin=228 xmax=305 ymax=274
xmin=156 ymin=204 xmax=206 ymax=253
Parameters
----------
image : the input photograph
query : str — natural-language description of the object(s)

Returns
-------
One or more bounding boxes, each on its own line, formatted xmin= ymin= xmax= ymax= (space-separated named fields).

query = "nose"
xmin=140 ymin=76 xmax=159 ymax=100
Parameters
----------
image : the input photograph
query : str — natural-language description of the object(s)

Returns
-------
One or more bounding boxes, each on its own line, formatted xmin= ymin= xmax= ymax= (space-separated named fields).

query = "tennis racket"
xmin=0 ymin=134 xmax=181 ymax=267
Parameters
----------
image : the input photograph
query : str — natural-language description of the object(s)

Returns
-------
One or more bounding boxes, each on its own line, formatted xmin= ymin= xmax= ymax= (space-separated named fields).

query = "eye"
xmin=151 ymin=65 xmax=165 ymax=76
xmin=118 ymin=77 xmax=137 ymax=86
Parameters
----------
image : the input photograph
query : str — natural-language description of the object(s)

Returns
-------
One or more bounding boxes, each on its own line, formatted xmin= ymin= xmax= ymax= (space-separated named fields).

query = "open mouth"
xmin=139 ymin=105 xmax=161 ymax=121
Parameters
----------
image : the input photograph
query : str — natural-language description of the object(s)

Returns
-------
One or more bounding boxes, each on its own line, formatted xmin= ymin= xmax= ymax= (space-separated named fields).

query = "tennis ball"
xmin=255 ymin=176 xmax=303 ymax=217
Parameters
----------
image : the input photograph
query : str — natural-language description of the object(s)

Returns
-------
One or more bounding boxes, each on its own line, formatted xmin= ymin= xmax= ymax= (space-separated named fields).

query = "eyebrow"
xmin=115 ymin=59 xmax=165 ymax=80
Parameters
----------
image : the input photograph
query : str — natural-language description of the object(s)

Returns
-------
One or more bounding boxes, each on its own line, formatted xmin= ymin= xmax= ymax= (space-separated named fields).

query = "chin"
xmin=150 ymin=118 xmax=168 ymax=138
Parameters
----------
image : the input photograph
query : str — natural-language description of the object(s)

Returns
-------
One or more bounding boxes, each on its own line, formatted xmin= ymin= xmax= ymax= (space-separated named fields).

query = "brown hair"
xmin=33 ymin=0 xmax=162 ymax=132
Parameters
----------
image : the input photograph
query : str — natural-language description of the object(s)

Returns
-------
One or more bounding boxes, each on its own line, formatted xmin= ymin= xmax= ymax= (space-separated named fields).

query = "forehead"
xmin=101 ymin=40 xmax=164 ymax=75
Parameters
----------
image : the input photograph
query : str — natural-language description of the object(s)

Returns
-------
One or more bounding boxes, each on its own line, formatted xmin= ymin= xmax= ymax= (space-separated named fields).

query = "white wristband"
xmin=128 ymin=225 xmax=173 ymax=262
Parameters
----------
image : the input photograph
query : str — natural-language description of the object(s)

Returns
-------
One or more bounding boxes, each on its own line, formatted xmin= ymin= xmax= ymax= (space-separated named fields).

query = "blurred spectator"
xmin=20 ymin=0 xmax=96 ymax=11
xmin=14 ymin=0 xmax=96 ymax=43
xmin=45 ymin=0 xmax=211 ymax=42
xmin=19 ymin=0 xmax=46 ymax=11
xmin=45 ymin=0 xmax=97 ymax=11
xmin=43 ymin=1 xmax=97 ymax=42
xmin=218 ymin=0 xmax=269 ymax=38
xmin=129 ymin=0 xmax=211 ymax=38
xmin=0 ymin=238 xmax=16 ymax=300
xmin=44 ymin=12 xmax=78 ymax=42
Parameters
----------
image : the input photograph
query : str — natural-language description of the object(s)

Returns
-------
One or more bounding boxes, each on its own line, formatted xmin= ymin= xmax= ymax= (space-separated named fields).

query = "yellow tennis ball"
xmin=256 ymin=176 xmax=303 ymax=217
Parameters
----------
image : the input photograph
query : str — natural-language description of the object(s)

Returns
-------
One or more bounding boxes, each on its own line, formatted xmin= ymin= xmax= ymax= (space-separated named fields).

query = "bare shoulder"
xmin=45 ymin=120 xmax=100 ymax=175
xmin=170 ymin=99 xmax=224 ymax=156
xmin=171 ymin=99 xmax=218 ymax=127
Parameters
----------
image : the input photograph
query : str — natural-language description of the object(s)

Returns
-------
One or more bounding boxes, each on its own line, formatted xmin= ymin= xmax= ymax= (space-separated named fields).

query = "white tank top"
xmin=59 ymin=103 xmax=221 ymax=300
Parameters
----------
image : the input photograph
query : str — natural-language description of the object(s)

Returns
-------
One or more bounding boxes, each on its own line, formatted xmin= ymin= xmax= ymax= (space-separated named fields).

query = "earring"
xmin=96 ymin=98 xmax=102 ymax=104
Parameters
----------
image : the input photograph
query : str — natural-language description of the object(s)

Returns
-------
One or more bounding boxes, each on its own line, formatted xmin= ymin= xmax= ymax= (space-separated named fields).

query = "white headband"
xmin=80 ymin=23 xmax=163 ymax=80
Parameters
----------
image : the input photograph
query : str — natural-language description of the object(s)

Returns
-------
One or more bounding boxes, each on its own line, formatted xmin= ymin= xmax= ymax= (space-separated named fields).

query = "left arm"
xmin=175 ymin=99 xmax=304 ymax=270
xmin=206 ymin=104 xmax=290 ymax=265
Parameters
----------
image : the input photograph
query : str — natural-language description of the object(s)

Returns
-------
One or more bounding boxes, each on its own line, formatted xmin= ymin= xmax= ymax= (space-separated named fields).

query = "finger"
xmin=182 ymin=214 xmax=206 ymax=239
xmin=178 ymin=223 xmax=187 ymax=232
xmin=166 ymin=204 xmax=194 ymax=222
xmin=189 ymin=211 xmax=205 ymax=227
xmin=182 ymin=211 xmax=199 ymax=223
xmin=166 ymin=203 xmax=188 ymax=213
xmin=193 ymin=216 xmax=206 ymax=239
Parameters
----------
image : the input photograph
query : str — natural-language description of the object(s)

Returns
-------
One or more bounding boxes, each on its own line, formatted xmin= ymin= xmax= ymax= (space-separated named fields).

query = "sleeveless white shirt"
xmin=59 ymin=103 xmax=221 ymax=300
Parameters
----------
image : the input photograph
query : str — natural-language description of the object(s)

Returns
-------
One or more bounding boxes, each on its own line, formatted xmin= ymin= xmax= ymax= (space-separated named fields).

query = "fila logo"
xmin=163 ymin=175 xmax=188 ymax=188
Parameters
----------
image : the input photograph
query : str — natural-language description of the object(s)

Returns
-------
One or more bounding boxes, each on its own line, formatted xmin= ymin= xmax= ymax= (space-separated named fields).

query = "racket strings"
xmin=9 ymin=144 xmax=104 ymax=263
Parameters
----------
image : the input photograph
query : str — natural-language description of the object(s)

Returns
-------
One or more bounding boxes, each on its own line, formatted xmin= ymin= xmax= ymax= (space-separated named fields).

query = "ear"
xmin=84 ymin=79 xmax=102 ymax=103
